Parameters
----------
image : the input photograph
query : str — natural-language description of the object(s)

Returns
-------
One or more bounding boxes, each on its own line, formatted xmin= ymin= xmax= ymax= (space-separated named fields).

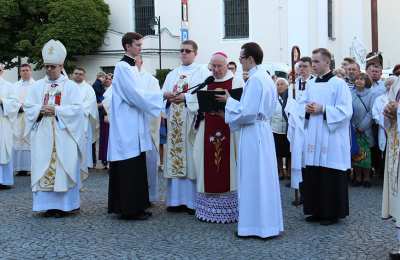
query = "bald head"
xmin=210 ymin=52 xmax=228 ymax=79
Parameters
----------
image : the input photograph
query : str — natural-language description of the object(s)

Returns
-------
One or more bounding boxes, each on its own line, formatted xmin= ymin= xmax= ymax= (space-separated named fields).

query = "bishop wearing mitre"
xmin=24 ymin=40 xmax=86 ymax=218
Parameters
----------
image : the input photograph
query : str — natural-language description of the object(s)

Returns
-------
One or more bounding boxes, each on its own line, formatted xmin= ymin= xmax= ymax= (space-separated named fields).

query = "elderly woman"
xmin=351 ymin=73 xmax=375 ymax=187
xmin=271 ymin=78 xmax=290 ymax=180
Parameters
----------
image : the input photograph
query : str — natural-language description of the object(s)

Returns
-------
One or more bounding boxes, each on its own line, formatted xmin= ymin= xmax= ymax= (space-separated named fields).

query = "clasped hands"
xmin=40 ymin=105 xmax=56 ymax=116
xmin=384 ymin=101 xmax=398 ymax=121
xmin=305 ymin=102 xmax=323 ymax=114
xmin=163 ymin=92 xmax=185 ymax=104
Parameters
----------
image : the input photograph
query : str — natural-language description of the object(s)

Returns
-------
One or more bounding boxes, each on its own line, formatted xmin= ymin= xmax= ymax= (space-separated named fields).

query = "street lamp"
xmin=149 ymin=16 xmax=162 ymax=71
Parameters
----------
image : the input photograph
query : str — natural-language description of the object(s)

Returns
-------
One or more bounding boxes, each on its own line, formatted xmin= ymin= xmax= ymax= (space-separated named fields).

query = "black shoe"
xmin=166 ymin=206 xmax=186 ymax=213
xmin=235 ymin=231 xmax=251 ymax=239
xmin=43 ymin=209 xmax=58 ymax=217
xmin=363 ymin=181 xmax=372 ymax=188
xmin=390 ymin=249 xmax=400 ymax=260
xmin=185 ymin=207 xmax=195 ymax=215
xmin=0 ymin=184 xmax=12 ymax=190
xmin=119 ymin=211 xmax=152 ymax=220
xmin=292 ymin=200 xmax=303 ymax=206
xmin=305 ymin=215 xmax=321 ymax=222
xmin=320 ymin=218 xmax=338 ymax=226
xmin=16 ymin=171 xmax=29 ymax=176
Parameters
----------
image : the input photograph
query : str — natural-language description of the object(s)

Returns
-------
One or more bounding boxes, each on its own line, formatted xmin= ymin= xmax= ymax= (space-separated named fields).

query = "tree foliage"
xmin=0 ymin=0 xmax=110 ymax=70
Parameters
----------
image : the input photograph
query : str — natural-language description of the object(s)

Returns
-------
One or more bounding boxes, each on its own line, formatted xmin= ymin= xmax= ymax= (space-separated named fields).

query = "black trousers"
xmin=108 ymin=153 xmax=150 ymax=215
xmin=302 ymin=166 xmax=349 ymax=219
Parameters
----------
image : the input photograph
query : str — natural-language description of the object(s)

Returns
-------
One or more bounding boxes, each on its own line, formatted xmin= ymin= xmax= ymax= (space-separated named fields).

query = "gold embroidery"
xmin=166 ymin=75 xmax=189 ymax=178
xmin=209 ymin=131 xmax=226 ymax=173
xmin=39 ymin=119 xmax=57 ymax=190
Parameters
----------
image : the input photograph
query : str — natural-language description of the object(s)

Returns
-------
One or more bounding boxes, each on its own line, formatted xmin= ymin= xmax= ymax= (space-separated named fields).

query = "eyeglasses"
xmin=239 ymin=56 xmax=248 ymax=60
xmin=180 ymin=49 xmax=194 ymax=54
xmin=45 ymin=65 xmax=58 ymax=70
xmin=228 ymin=67 xmax=236 ymax=70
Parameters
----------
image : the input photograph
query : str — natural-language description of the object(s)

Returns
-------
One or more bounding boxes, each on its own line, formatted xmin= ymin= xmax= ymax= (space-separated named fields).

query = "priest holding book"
xmin=186 ymin=52 xmax=244 ymax=223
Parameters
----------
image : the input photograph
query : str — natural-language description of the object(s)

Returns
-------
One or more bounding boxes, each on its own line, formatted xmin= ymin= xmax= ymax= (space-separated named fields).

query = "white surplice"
xmin=140 ymin=69 xmax=162 ymax=202
xmin=76 ymin=81 xmax=99 ymax=169
xmin=186 ymin=71 xmax=243 ymax=193
xmin=382 ymin=78 xmax=400 ymax=227
xmin=107 ymin=59 xmax=163 ymax=162
xmin=13 ymin=78 xmax=35 ymax=172
xmin=225 ymin=66 xmax=283 ymax=238
xmin=162 ymin=63 xmax=210 ymax=209
xmin=372 ymin=93 xmax=389 ymax=152
xmin=0 ymin=77 xmax=19 ymax=185
xmin=289 ymin=75 xmax=353 ymax=174
xmin=285 ymin=76 xmax=313 ymax=189
xmin=24 ymin=75 xmax=86 ymax=211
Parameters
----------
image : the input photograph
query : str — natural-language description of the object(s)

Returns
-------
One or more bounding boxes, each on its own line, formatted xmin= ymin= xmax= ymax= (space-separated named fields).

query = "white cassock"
xmin=382 ymin=78 xmax=400 ymax=226
xmin=372 ymin=93 xmax=389 ymax=152
xmin=162 ymin=63 xmax=210 ymax=209
xmin=24 ymin=75 xmax=85 ymax=211
xmin=0 ymin=77 xmax=19 ymax=185
xmin=225 ymin=66 xmax=284 ymax=238
xmin=139 ymin=69 xmax=162 ymax=202
xmin=77 ymin=81 xmax=99 ymax=169
xmin=13 ymin=78 xmax=35 ymax=172
xmin=286 ymin=76 xmax=313 ymax=189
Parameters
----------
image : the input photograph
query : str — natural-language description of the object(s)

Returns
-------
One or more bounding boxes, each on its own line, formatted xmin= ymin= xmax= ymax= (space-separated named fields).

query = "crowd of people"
xmin=1 ymin=31 xmax=400 ymax=258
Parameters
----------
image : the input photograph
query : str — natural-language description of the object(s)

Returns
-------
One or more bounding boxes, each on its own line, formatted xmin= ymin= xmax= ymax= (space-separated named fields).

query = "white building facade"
xmin=3 ymin=0 xmax=400 ymax=83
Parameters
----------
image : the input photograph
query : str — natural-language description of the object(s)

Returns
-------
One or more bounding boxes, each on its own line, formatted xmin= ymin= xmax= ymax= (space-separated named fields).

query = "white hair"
xmin=276 ymin=77 xmax=289 ymax=86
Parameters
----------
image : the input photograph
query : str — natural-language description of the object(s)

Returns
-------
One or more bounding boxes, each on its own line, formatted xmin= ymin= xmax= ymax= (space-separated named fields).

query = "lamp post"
xmin=150 ymin=16 xmax=162 ymax=71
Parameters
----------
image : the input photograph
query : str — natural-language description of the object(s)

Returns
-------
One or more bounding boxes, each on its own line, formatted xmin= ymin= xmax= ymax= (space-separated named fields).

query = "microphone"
xmin=174 ymin=76 xmax=215 ymax=96
xmin=190 ymin=76 xmax=215 ymax=94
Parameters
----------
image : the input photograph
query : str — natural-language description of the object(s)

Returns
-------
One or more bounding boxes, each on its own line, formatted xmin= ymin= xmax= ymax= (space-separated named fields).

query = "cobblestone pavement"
xmin=0 ymin=170 xmax=396 ymax=260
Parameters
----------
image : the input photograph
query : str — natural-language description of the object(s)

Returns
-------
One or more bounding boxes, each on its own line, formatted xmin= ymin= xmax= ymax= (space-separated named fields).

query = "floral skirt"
xmin=352 ymin=133 xmax=371 ymax=169
xmin=195 ymin=191 xmax=238 ymax=223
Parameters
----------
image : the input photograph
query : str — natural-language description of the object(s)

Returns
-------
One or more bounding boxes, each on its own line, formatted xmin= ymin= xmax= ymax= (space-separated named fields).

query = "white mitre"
xmin=42 ymin=39 xmax=67 ymax=65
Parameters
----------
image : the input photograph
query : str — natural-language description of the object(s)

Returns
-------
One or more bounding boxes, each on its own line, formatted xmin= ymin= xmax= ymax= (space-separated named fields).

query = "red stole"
xmin=203 ymin=78 xmax=233 ymax=193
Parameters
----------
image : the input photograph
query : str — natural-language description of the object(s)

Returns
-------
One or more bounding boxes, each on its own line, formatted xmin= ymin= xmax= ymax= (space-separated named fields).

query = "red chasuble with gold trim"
xmin=203 ymin=78 xmax=233 ymax=193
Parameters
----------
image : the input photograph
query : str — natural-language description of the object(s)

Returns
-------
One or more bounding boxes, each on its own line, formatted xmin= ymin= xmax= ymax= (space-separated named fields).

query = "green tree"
xmin=0 ymin=0 xmax=110 ymax=71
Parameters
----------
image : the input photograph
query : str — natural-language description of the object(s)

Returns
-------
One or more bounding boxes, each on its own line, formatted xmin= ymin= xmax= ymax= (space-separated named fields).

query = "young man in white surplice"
xmin=13 ymin=64 xmax=35 ymax=176
xmin=71 ymin=67 xmax=99 ymax=170
xmin=216 ymin=42 xmax=284 ymax=239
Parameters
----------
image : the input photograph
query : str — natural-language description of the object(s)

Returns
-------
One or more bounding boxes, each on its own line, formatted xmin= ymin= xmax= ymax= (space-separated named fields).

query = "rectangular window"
xmin=135 ymin=0 xmax=155 ymax=36
xmin=224 ymin=0 xmax=249 ymax=39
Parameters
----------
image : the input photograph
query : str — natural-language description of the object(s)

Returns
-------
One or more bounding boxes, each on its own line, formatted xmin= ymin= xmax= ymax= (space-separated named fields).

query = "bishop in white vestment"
xmin=24 ymin=40 xmax=86 ymax=217
xmin=0 ymin=66 xmax=20 ymax=189
xmin=222 ymin=43 xmax=283 ymax=238
xmin=162 ymin=40 xmax=210 ymax=213
xmin=13 ymin=64 xmax=35 ymax=175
